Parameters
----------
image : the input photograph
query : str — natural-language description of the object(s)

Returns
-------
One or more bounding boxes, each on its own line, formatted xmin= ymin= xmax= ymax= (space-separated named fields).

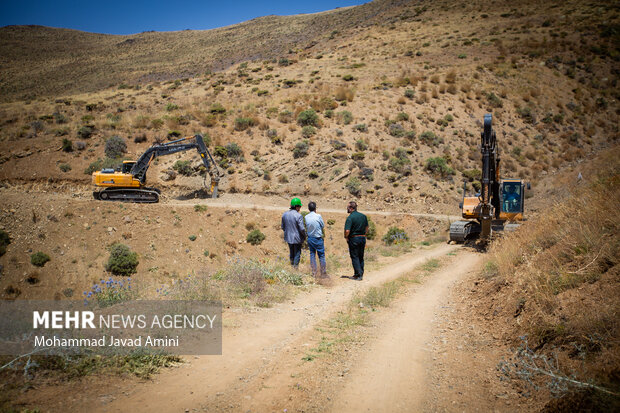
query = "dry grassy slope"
xmin=473 ymin=147 xmax=620 ymax=409
xmin=0 ymin=0 xmax=617 ymax=214
xmin=0 ymin=0 xmax=413 ymax=101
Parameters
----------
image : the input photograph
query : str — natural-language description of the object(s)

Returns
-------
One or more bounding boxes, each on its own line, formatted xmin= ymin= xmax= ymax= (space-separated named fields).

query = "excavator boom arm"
xmin=130 ymin=135 xmax=220 ymax=195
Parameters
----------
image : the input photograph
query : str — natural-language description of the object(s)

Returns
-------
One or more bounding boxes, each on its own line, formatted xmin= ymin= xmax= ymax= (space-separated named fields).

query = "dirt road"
xmin=20 ymin=243 xmax=481 ymax=412
xmin=329 ymin=252 xmax=482 ymax=412
xmin=16 ymin=243 xmax=500 ymax=413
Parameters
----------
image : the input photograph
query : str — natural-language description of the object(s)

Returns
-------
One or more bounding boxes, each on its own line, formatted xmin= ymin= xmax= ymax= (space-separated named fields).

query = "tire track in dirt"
xmin=21 ymin=244 xmax=458 ymax=412
xmin=328 ymin=251 xmax=483 ymax=412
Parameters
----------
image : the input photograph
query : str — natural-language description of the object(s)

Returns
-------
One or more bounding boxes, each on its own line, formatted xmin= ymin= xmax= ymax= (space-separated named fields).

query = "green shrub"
xmin=367 ymin=218 xmax=377 ymax=240
xmin=62 ymin=138 xmax=73 ymax=152
xmin=247 ymin=229 xmax=266 ymax=245
xmin=84 ymin=157 xmax=122 ymax=174
xmin=355 ymin=139 xmax=368 ymax=151
xmin=77 ymin=125 xmax=94 ymax=139
xmin=419 ymin=131 xmax=442 ymax=147
xmin=214 ymin=146 xmax=227 ymax=158
xmin=345 ymin=177 xmax=361 ymax=195
xmin=165 ymin=103 xmax=179 ymax=111
xmin=167 ymin=130 xmax=181 ymax=139
xmin=279 ymin=110 xmax=293 ymax=123
xmin=234 ymin=117 xmax=255 ymax=131
xmin=209 ymin=103 xmax=226 ymax=114
xmin=462 ymin=169 xmax=481 ymax=182
xmin=31 ymin=252 xmax=51 ymax=267
xmin=105 ymin=243 xmax=139 ymax=276
xmin=337 ymin=111 xmax=353 ymax=125
xmin=404 ymin=89 xmax=415 ymax=99
xmin=354 ymin=124 xmax=368 ymax=132
xmin=517 ymin=106 xmax=535 ymax=124
xmin=343 ymin=74 xmax=355 ymax=81
xmin=173 ymin=160 xmax=193 ymax=176
xmin=297 ymin=109 xmax=319 ymax=126
xmin=189 ymin=235 xmax=197 ymax=241
xmin=352 ymin=152 xmax=365 ymax=160
xmin=301 ymin=125 xmax=316 ymax=138
xmin=293 ymin=141 xmax=309 ymax=158
xmin=487 ymin=93 xmax=503 ymax=108
xmin=105 ymin=136 xmax=127 ymax=159
xmin=225 ymin=143 xmax=244 ymax=161
xmin=309 ymin=170 xmax=319 ymax=179
xmin=53 ymin=112 xmax=68 ymax=124
xmin=397 ymin=112 xmax=410 ymax=121
xmin=0 ymin=230 xmax=10 ymax=257
xmin=59 ymin=163 xmax=72 ymax=172
xmin=382 ymin=227 xmax=409 ymax=245
xmin=425 ymin=157 xmax=455 ymax=178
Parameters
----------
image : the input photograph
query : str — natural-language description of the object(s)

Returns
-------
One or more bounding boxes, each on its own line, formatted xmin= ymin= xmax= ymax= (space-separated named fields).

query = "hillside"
xmin=0 ymin=0 xmax=412 ymax=101
xmin=0 ymin=0 xmax=619 ymax=411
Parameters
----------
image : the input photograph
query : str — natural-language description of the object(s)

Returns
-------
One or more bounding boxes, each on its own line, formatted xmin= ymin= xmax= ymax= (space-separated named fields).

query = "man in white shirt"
xmin=304 ymin=201 xmax=328 ymax=278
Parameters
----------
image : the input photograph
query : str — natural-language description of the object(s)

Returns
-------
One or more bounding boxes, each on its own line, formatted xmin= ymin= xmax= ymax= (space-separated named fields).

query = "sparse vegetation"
xmin=173 ymin=160 xmax=193 ymax=176
xmin=0 ymin=230 xmax=10 ymax=257
xmin=105 ymin=136 xmax=127 ymax=159
xmin=246 ymin=229 xmax=266 ymax=245
xmin=345 ymin=177 xmax=361 ymax=196
xmin=297 ymin=109 xmax=319 ymax=127
xmin=30 ymin=252 xmax=50 ymax=267
xmin=105 ymin=243 xmax=139 ymax=276
xmin=425 ymin=157 xmax=454 ymax=178
xmin=382 ymin=227 xmax=409 ymax=245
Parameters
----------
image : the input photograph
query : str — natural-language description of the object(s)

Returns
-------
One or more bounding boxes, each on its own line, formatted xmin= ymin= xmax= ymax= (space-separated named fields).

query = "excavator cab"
xmin=498 ymin=179 xmax=526 ymax=222
xmin=121 ymin=161 xmax=136 ymax=174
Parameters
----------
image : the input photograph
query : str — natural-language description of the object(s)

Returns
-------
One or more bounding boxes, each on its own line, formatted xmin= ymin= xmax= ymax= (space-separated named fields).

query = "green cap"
xmin=291 ymin=197 xmax=302 ymax=207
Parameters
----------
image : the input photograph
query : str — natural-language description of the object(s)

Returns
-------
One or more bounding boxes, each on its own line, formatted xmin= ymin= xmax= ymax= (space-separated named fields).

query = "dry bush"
xmin=416 ymin=93 xmax=429 ymax=104
xmin=334 ymin=87 xmax=355 ymax=102
xmin=430 ymin=74 xmax=440 ymax=84
xmin=487 ymin=149 xmax=619 ymax=362
xmin=447 ymin=84 xmax=457 ymax=95
xmin=431 ymin=87 xmax=439 ymax=99
xmin=445 ymin=70 xmax=457 ymax=84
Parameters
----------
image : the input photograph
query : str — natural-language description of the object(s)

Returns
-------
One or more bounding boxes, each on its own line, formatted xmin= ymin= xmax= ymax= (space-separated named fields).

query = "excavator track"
xmin=93 ymin=187 xmax=160 ymax=203
xmin=449 ymin=220 xmax=480 ymax=243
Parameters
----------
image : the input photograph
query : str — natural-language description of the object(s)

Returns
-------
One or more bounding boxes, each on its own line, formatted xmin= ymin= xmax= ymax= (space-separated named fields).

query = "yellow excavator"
xmin=449 ymin=114 xmax=529 ymax=243
xmin=92 ymin=134 xmax=219 ymax=203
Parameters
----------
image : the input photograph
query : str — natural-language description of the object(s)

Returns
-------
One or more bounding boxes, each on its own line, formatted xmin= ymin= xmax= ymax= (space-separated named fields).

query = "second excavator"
xmin=449 ymin=114 xmax=529 ymax=243
xmin=92 ymin=134 xmax=219 ymax=203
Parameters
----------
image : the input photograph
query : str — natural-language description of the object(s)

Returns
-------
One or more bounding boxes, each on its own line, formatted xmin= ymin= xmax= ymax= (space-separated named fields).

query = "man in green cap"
xmin=281 ymin=197 xmax=306 ymax=269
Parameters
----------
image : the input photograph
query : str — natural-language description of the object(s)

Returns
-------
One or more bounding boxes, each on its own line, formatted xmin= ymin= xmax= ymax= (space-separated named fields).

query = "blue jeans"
xmin=288 ymin=243 xmax=302 ymax=268
xmin=307 ymin=237 xmax=327 ymax=276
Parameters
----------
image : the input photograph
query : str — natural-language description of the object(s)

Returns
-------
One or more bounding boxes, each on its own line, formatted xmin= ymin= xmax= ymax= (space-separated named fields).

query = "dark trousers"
xmin=288 ymin=243 xmax=302 ymax=268
xmin=348 ymin=237 xmax=366 ymax=278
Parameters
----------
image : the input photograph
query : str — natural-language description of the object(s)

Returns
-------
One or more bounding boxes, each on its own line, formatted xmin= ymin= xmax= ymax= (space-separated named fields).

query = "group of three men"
xmin=281 ymin=198 xmax=368 ymax=281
